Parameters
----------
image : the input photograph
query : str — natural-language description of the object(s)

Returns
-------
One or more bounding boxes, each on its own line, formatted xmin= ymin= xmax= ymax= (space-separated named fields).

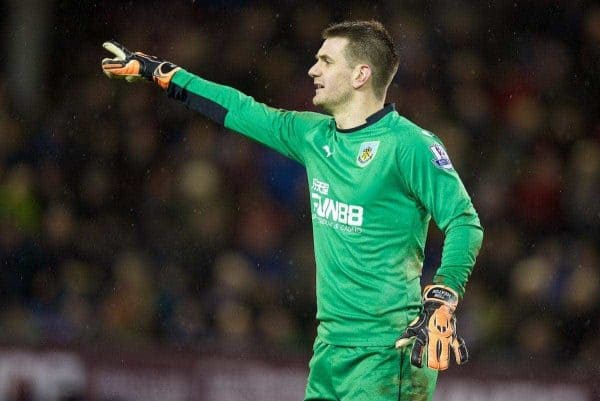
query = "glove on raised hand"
xmin=101 ymin=41 xmax=180 ymax=90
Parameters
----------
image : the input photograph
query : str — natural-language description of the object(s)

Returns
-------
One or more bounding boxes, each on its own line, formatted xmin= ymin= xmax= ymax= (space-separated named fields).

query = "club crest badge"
xmin=356 ymin=141 xmax=380 ymax=167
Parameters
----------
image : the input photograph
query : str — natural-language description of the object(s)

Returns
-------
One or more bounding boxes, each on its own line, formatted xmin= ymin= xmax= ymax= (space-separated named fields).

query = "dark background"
xmin=0 ymin=0 xmax=599 ymax=392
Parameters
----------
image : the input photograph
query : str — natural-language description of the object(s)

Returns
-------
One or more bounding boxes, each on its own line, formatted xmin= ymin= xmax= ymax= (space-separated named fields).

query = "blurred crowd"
xmin=0 ymin=0 xmax=599 ymax=373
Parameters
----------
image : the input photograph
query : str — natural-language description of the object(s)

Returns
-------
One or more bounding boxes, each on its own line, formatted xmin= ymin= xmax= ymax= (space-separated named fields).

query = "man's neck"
xmin=333 ymin=97 xmax=385 ymax=130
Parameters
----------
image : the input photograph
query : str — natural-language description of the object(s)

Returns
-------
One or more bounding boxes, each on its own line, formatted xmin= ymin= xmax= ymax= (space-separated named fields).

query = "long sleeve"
xmin=399 ymin=131 xmax=484 ymax=297
xmin=166 ymin=69 xmax=328 ymax=165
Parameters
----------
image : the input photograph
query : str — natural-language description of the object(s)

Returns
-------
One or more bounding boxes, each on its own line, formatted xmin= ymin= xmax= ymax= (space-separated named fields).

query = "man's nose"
xmin=308 ymin=63 xmax=320 ymax=78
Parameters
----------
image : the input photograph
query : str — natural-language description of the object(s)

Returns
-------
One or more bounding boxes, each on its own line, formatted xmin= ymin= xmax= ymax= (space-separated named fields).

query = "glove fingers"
xmin=102 ymin=59 xmax=142 ymax=78
xmin=451 ymin=335 xmax=468 ymax=365
xmin=101 ymin=57 xmax=123 ymax=66
xmin=395 ymin=324 xmax=420 ymax=349
xmin=428 ymin=338 xmax=450 ymax=371
xmin=396 ymin=315 xmax=422 ymax=349
xmin=101 ymin=58 xmax=119 ymax=78
xmin=395 ymin=336 xmax=413 ymax=349
xmin=410 ymin=335 xmax=426 ymax=368
xmin=102 ymin=41 xmax=129 ymax=60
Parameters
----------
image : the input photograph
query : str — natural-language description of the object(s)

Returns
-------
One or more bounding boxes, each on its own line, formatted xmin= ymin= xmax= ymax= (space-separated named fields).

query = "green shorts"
xmin=304 ymin=337 xmax=438 ymax=401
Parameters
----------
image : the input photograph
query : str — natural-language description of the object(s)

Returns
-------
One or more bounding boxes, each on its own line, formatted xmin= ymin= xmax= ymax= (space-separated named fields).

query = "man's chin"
xmin=312 ymin=96 xmax=330 ymax=111
xmin=313 ymin=97 xmax=333 ymax=114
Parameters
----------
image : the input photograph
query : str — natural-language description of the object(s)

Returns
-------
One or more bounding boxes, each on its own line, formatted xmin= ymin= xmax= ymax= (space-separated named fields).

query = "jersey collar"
xmin=335 ymin=103 xmax=396 ymax=133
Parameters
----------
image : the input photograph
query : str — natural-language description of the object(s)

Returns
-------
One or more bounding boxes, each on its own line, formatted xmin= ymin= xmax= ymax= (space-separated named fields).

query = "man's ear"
xmin=352 ymin=64 xmax=372 ymax=89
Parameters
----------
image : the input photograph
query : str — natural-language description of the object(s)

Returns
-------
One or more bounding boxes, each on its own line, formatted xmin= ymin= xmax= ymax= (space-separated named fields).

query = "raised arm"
xmin=101 ymin=41 xmax=328 ymax=164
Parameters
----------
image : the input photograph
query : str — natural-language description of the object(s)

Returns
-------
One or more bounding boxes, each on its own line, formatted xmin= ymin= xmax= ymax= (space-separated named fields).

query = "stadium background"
xmin=0 ymin=0 xmax=599 ymax=400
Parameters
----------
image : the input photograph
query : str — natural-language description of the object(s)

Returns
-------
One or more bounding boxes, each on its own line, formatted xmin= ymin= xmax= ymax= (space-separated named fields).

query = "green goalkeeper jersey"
xmin=167 ymin=70 xmax=483 ymax=346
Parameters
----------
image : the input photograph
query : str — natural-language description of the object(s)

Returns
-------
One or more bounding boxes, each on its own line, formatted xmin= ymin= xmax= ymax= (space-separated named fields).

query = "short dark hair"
xmin=323 ymin=20 xmax=399 ymax=99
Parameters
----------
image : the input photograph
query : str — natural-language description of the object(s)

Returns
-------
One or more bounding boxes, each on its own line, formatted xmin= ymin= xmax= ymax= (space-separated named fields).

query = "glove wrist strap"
xmin=153 ymin=63 xmax=181 ymax=90
xmin=423 ymin=285 xmax=458 ymax=308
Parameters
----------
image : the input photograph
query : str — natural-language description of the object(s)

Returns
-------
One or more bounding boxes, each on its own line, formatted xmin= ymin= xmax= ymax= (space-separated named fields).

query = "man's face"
xmin=308 ymin=37 xmax=355 ymax=112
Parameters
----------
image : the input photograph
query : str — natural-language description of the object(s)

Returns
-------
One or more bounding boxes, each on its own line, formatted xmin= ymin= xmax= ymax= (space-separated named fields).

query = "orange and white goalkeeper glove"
xmin=101 ymin=41 xmax=180 ymax=90
xmin=395 ymin=285 xmax=468 ymax=370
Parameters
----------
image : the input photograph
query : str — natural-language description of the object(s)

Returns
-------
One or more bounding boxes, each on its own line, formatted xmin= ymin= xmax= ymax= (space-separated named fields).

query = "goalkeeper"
xmin=102 ymin=20 xmax=483 ymax=401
